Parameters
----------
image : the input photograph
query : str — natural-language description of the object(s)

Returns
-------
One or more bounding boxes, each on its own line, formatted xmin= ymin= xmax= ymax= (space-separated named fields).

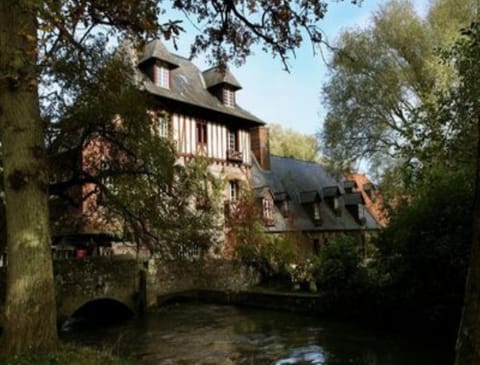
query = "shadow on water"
xmin=61 ymin=302 xmax=454 ymax=364
xmin=61 ymin=298 xmax=134 ymax=332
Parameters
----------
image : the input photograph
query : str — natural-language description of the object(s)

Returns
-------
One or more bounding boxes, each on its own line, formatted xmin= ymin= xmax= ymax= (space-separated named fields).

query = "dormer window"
xmin=202 ymin=66 xmax=242 ymax=107
xmin=358 ymin=204 xmax=366 ymax=224
xmin=262 ymin=198 xmax=275 ymax=226
xmin=280 ymin=200 xmax=289 ymax=218
xmin=223 ymin=87 xmax=235 ymax=107
xmin=155 ymin=63 xmax=170 ymax=89
xmin=313 ymin=202 xmax=321 ymax=221
xmin=274 ymin=192 xmax=290 ymax=218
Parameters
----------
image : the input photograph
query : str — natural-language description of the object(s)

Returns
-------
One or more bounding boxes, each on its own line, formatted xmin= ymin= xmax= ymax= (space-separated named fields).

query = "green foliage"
xmin=316 ymin=234 xmax=364 ymax=292
xmin=268 ymin=124 xmax=321 ymax=162
xmin=375 ymin=165 xmax=473 ymax=330
xmin=230 ymin=194 xmax=314 ymax=286
xmin=320 ymin=0 xmax=478 ymax=174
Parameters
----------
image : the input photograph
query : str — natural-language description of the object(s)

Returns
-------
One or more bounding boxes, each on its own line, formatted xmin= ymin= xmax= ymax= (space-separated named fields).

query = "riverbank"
xmin=0 ymin=344 xmax=132 ymax=365
xmin=157 ymin=287 xmax=325 ymax=313
xmin=156 ymin=286 xmax=458 ymax=349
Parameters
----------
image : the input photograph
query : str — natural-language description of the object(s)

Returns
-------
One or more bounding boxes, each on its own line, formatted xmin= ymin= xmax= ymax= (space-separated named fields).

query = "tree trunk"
xmin=0 ymin=0 xmax=58 ymax=355
xmin=455 ymin=113 xmax=480 ymax=365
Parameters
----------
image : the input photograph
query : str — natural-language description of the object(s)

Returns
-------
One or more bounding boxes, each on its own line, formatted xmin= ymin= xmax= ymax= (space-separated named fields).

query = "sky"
xmin=162 ymin=0 xmax=430 ymax=136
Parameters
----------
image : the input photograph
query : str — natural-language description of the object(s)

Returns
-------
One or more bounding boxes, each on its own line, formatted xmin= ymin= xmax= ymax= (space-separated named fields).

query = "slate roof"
xmin=138 ymin=40 xmax=179 ymax=68
xmin=344 ymin=192 xmax=365 ymax=206
xmin=138 ymin=40 xmax=264 ymax=126
xmin=202 ymin=67 xmax=242 ymax=90
xmin=323 ymin=186 xmax=340 ymax=198
xmin=251 ymin=155 xmax=380 ymax=233
xmin=343 ymin=180 xmax=356 ymax=191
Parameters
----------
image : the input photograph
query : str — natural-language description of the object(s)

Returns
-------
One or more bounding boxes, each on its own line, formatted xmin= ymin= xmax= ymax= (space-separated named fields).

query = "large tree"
xmin=450 ymin=21 xmax=480 ymax=365
xmin=269 ymin=123 xmax=320 ymax=162
xmin=320 ymin=0 xmax=477 ymax=174
xmin=0 ymin=0 xmax=361 ymax=356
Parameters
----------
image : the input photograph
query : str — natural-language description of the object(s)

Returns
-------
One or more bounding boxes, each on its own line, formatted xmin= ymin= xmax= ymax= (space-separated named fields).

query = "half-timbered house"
xmin=51 ymin=39 xmax=381 ymax=258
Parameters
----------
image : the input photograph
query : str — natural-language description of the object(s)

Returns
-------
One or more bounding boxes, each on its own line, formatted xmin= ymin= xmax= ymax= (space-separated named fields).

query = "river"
xmin=61 ymin=302 xmax=452 ymax=364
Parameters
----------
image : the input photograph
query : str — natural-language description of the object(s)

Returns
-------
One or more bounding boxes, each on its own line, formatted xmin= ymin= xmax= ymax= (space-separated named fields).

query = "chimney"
xmin=251 ymin=126 xmax=270 ymax=170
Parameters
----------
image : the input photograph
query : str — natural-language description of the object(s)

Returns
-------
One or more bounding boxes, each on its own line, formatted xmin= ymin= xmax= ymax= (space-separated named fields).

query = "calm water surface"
xmin=61 ymin=303 xmax=452 ymax=364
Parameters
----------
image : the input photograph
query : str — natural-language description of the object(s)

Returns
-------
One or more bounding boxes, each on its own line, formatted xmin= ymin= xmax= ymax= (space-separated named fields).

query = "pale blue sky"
xmin=163 ymin=0 xmax=430 ymax=135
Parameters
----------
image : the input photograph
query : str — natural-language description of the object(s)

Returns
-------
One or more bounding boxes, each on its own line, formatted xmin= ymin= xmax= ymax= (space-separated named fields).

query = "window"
xmin=262 ymin=198 xmax=274 ymax=222
xmin=334 ymin=197 xmax=341 ymax=217
xmin=358 ymin=204 xmax=366 ymax=223
xmin=196 ymin=122 xmax=208 ymax=146
xmin=223 ymin=87 xmax=235 ymax=107
xmin=280 ymin=200 xmax=289 ymax=218
xmin=227 ymin=129 xmax=243 ymax=162
xmin=313 ymin=202 xmax=321 ymax=221
xmin=228 ymin=129 xmax=238 ymax=151
xmin=157 ymin=115 xmax=170 ymax=138
xmin=155 ymin=65 xmax=170 ymax=88
xmin=229 ymin=181 xmax=239 ymax=202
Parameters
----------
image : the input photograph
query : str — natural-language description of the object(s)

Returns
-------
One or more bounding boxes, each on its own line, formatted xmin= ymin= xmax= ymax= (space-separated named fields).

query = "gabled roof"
xmin=138 ymin=40 xmax=179 ymax=68
xmin=138 ymin=40 xmax=264 ymax=126
xmin=299 ymin=191 xmax=320 ymax=204
xmin=253 ymin=186 xmax=274 ymax=200
xmin=344 ymin=192 xmax=365 ymax=206
xmin=251 ymin=155 xmax=380 ymax=232
xmin=343 ymin=180 xmax=357 ymax=191
xmin=274 ymin=192 xmax=290 ymax=202
xmin=202 ymin=66 xmax=242 ymax=90
xmin=322 ymin=186 xmax=341 ymax=198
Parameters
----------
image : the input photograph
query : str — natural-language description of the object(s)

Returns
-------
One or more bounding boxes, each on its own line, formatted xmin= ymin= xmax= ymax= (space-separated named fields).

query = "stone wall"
xmin=54 ymin=256 xmax=139 ymax=321
xmin=0 ymin=257 xmax=260 ymax=324
xmin=146 ymin=258 xmax=260 ymax=307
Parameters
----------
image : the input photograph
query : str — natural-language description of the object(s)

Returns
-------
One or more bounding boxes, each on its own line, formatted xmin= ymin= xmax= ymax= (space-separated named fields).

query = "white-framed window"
xmin=358 ymin=204 xmax=366 ymax=222
xmin=157 ymin=115 xmax=170 ymax=138
xmin=262 ymin=198 xmax=274 ymax=221
xmin=228 ymin=129 xmax=238 ymax=151
xmin=223 ymin=87 xmax=235 ymax=107
xmin=229 ymin=181 xmax=239 ymax=202
xmin=155 ymin=65 xmax=170 ymax=88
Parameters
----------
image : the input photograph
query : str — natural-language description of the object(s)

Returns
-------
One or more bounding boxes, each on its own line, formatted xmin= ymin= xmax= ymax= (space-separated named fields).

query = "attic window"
xmin=223 ymin=87 xmax=235 ymax=108
xmin=358 ymin=204 xmax=366 ymax=224
xmin=155 ymin=64 xmax=170 ymax=89
xmin=280 ymin=200 xmax=289 ymax=218
xmin=262 ymin=198 xmax=275 ymax=226
xmin=313 ymin=202 xmax=321 ymax=221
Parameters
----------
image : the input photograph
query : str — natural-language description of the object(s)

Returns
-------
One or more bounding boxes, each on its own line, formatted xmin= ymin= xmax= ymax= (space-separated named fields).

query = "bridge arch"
xmin=71 ymin=297 xmax=135 ymax=322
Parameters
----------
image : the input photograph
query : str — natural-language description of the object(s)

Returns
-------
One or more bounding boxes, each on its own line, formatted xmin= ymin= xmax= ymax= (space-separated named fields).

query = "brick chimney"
xmin=251 ymin=126 xmax=270 ymax=170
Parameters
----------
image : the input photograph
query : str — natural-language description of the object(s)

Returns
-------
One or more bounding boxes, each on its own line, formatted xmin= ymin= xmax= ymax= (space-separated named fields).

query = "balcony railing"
xmin=227 ymin=149 xmax=243 ymax=162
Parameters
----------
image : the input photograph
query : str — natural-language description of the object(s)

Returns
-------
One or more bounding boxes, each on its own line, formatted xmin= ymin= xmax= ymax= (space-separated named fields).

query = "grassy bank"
xmin=0 ymin=344 xmax=132 ymax=365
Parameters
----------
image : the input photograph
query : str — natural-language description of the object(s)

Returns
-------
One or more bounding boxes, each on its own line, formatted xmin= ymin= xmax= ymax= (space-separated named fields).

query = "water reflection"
xmin=62 ymin=303 xmax=451 ymax=364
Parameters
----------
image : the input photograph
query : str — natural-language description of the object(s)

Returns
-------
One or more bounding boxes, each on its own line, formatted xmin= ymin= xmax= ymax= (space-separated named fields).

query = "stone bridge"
xmin=53 ymin=256 xmax=141 ymax=322
xmin=0 ymin=256 xmax=260 ymax=324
